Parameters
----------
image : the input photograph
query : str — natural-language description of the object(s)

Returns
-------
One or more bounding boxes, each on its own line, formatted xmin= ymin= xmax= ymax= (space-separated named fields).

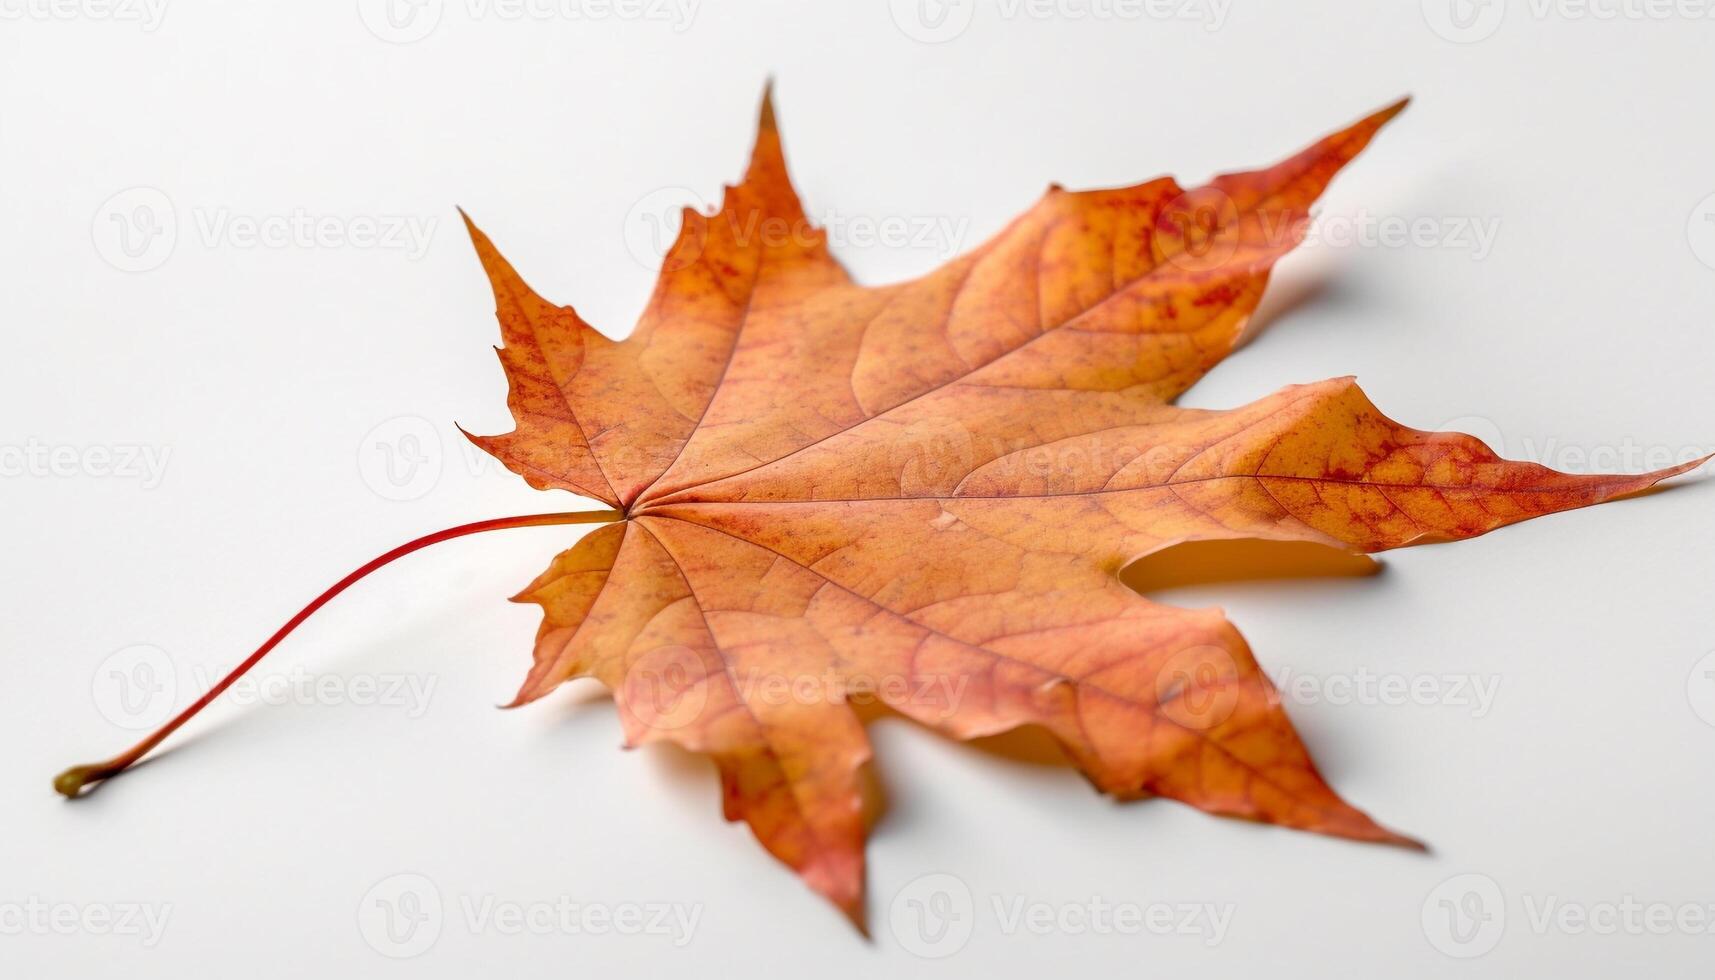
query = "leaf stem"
xmin=54 ymin=509 xmax=623 ymax=798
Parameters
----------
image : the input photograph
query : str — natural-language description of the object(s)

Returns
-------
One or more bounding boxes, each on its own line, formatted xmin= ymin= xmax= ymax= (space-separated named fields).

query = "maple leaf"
xmin=452 ymin=87 xmax=1704 ymax=924
xmin=53 ymin=87 xmax=1705 ymax=932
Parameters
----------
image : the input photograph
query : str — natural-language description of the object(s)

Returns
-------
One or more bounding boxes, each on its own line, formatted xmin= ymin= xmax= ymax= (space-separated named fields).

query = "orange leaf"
xmin=461 ymin=88 xmax=1702 ymax=926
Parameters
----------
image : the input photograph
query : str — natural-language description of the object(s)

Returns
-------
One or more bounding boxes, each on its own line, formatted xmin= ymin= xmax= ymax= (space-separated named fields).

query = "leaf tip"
xmin=455 ymin=205 xmax=482 ymax=242
xmin=757 ymin=77 xmax=778 ymax=133
xmin=1377 ymin=95 xmax=1412 ymax=123
xmin=1382 ymin=828 xmax=1431 ymax=853
xmin=1672 ymin=451 xmax=1715 ymax=479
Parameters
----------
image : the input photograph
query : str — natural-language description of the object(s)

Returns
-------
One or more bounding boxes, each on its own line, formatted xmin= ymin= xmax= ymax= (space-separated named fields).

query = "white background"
xmin=4 ymin=0 xmax=1714 ymax=975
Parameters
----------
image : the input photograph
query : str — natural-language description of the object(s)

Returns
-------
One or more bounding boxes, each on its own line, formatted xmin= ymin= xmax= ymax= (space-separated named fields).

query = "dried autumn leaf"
xmin=457 ymin=89 xmax=1701 ymax=925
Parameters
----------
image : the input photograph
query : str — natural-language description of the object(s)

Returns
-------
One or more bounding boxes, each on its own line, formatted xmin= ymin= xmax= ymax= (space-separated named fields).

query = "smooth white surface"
xmin=4 ymin=1 xmax=1714 ymax=976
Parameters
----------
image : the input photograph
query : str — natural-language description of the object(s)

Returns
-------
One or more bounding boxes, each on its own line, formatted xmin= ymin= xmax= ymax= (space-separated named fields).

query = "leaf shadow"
xmin=1236 ymin=259 xmax=1344 ymax=351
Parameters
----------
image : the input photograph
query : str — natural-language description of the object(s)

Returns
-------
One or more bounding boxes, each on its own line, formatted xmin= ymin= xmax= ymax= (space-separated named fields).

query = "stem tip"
xmin=54 ymin=765 xmax=101 ymax=799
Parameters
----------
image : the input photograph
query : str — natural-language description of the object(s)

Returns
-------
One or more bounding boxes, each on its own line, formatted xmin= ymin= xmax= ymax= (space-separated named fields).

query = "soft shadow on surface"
xmin=1121 ymin=537 xmax=1381 ymax=594
xmin=1236 ymin=261 xmax=1343 ymax=350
